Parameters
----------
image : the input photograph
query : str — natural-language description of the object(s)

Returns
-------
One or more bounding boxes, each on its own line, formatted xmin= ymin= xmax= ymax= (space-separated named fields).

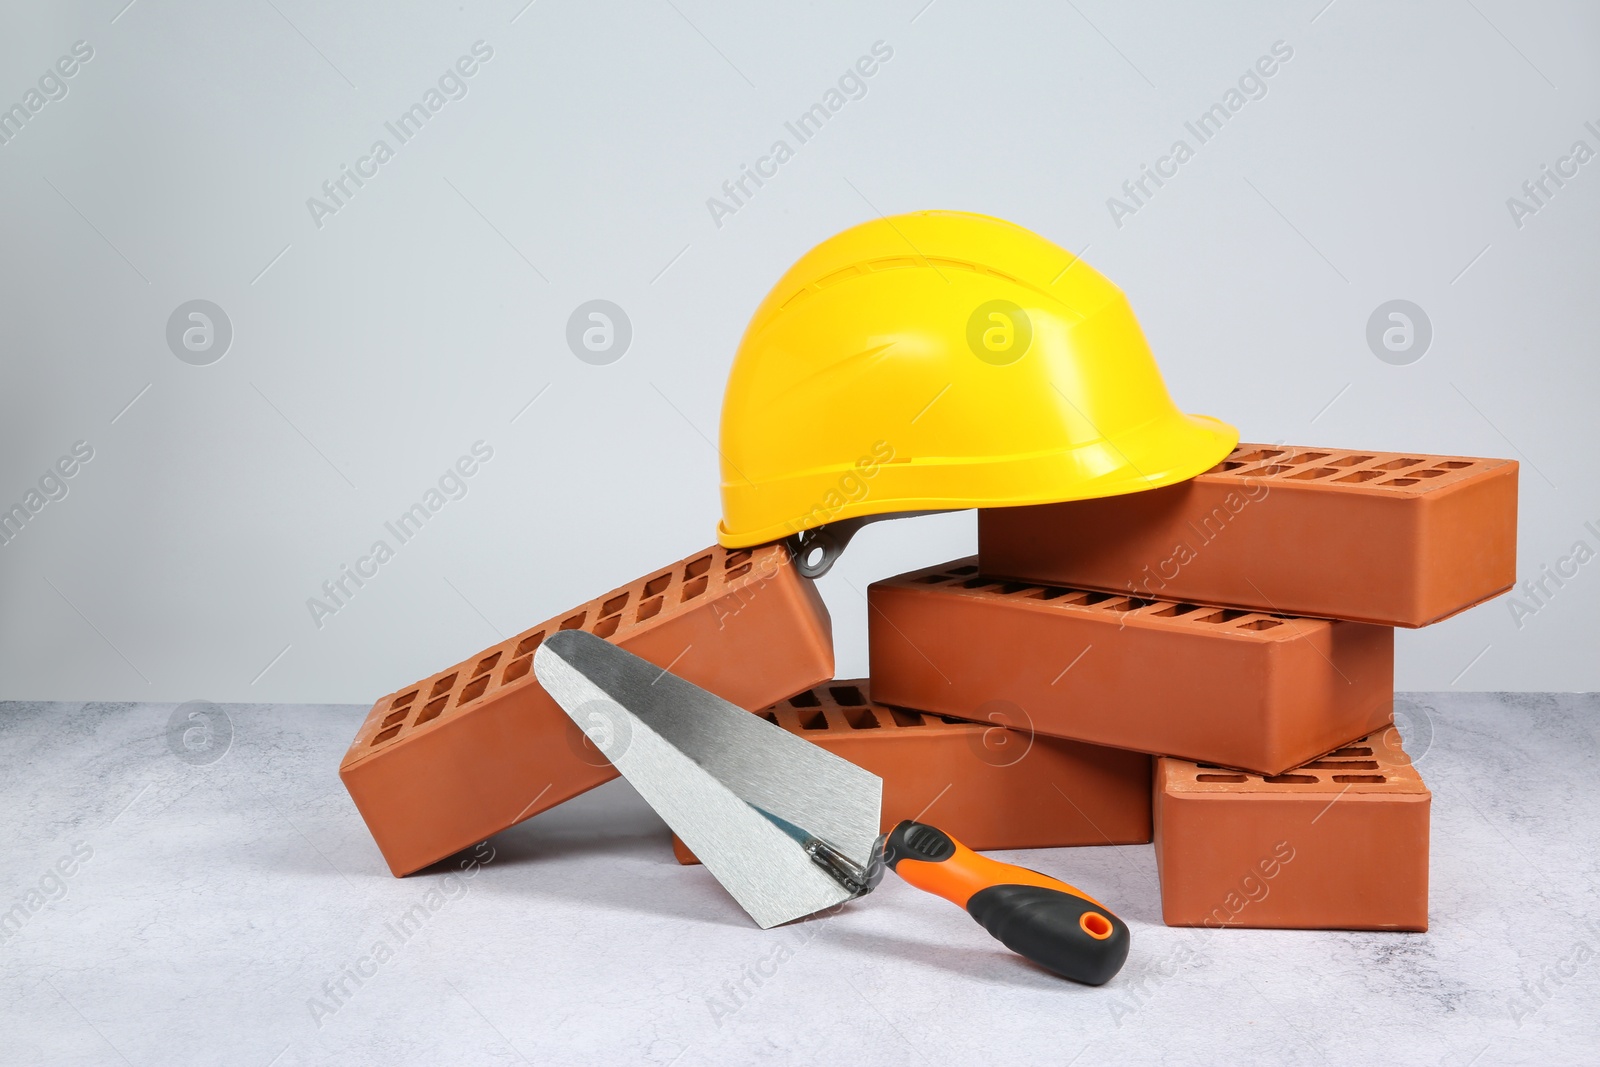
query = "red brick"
xmin=867 ymin=558 xmax=1394 ymax=776
xmin=340 ymin=544 xmax=833 ymax=876
xmin=1154 ymin=727 xmax=1429 ymax=930
xmin=672 ymin=679 xmax=1152 ymax=864
xmin=979 ymin=444 xmax=1517 ymax=628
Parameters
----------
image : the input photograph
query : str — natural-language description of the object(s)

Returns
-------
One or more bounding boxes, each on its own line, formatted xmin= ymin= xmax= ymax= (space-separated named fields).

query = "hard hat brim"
xmin=716 ymin=410 xmax=1239 ymax=548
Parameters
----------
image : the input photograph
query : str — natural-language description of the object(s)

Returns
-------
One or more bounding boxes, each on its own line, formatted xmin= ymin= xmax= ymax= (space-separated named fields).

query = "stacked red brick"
xmin=866 ymin=444 xmax=1518 ymax=930
xmin=671 ymin=679 xmax=1153 ymax=864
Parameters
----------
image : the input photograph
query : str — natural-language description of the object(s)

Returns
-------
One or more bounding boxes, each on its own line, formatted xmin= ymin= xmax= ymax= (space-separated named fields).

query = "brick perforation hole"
xmin=1212 ymin=446 xmax=1486 ymax=493
xmin=757 ymin=681 xmax=960 ymax=736
xmin=415 ymin=695 xmax=447 ymax=727
xmin=888 ymin=707 xmax=925 ymax=728
xmin=1195 ymin=609 xmax=1249 ymax=624
xmin=360 ymin=545 xmax=775 ymax=753
xmin=457 ymin=674 xmax=491 ymax=706
xmin=922 ymin=566 xmax=1313 ymax=635
xmin=843 ymin=707 xmax=879 ymax=730
xmin=828 ymin=684 xmax=867 ymax=706
xmin=1183 ymin=730 xmax=1404 ymax=787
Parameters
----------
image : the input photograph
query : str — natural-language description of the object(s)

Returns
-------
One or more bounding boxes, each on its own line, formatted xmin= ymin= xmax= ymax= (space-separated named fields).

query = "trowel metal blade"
xmin=533 ymin=630 xmax=882 ymax=929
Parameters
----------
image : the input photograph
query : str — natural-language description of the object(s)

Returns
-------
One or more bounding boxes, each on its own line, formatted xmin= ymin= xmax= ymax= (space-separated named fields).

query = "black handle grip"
xmin=965 ymin=882 xmax=1131 ymax=986
xmin=882 ymin=820 xmax=1130 ymax=985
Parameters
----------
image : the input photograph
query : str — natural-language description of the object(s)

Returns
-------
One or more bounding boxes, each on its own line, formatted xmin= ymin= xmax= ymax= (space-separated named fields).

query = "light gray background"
xmin=1 ymin=0 xmax=1596 ymax=704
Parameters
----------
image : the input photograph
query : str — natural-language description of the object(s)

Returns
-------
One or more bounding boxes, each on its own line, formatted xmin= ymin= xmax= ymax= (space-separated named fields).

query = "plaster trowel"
xmin=533 ymin=629 xmax=1129 ymax=985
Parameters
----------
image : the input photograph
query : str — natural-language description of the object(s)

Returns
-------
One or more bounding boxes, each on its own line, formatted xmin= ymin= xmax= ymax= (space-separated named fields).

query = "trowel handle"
xmin=880 ymin=820 xmax=1129 ymax=986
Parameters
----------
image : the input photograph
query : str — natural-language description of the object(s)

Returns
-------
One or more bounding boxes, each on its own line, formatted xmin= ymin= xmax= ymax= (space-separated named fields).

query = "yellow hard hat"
xmin=717 ymin=210 xmax=1238 ymax=561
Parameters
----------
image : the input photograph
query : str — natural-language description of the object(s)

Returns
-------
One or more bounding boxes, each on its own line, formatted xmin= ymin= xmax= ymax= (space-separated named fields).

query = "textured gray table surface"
xmin=3 ymin=693 xmax=1597 ymax=1067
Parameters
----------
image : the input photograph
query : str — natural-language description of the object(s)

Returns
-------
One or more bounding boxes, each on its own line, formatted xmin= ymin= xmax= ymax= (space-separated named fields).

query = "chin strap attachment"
xmin=784 ymin=511 xmax=947 ymax=578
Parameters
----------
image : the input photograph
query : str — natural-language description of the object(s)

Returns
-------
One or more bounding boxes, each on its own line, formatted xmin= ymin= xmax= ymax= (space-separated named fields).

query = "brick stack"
xmin=867 ymin=443 xmax=1518 ymax=930
xmin=341 ymin=443 xmax=1516 ymax=934
xmin=341 ymin=539 xmax=1147 ymax=880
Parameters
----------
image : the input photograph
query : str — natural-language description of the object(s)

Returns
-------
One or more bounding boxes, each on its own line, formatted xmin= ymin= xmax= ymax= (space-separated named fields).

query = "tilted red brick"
xmin=341 ymin=543 xmax=833 ymax=875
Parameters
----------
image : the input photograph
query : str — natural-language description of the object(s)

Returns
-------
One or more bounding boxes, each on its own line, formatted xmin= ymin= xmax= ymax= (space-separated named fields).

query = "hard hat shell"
xmin=716 ymin=210 xmax=1238 ymax=548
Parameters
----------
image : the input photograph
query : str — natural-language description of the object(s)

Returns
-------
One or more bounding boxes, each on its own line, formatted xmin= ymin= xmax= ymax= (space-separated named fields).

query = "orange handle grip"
xmin=882 ymin=821 xmax=1129 ymax=985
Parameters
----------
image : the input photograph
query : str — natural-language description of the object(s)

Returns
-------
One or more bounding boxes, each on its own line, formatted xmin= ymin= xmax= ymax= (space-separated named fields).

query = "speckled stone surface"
xmin=2 ymin=693 xmax=1596 ymax=1066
